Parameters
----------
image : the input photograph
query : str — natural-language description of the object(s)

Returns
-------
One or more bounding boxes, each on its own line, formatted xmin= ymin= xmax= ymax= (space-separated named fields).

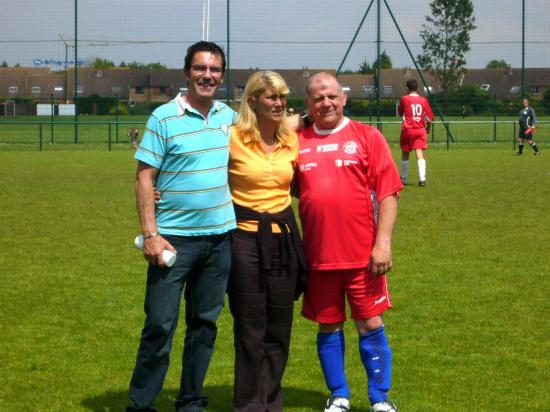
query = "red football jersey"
xmin=297 ymin=118 xmax=403 ymax=270
xmin=398 ymin=93 xmax=434 ymax=130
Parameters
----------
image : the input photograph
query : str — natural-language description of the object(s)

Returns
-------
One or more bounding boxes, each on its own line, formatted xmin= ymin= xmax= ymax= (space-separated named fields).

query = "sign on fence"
xmin=36 ymin=104 xmax=53 ymax=116
xmin=59 ymin=104 xmax=76 ymax=116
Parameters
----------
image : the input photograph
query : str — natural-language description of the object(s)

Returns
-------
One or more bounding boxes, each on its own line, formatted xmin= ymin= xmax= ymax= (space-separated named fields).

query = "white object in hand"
xmin=134 ymin=234 xmax=177 ymax=267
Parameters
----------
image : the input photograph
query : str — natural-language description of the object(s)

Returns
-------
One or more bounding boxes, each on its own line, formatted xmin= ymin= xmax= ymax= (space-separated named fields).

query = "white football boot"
xmin=324 ymin=396 xmax=350 ymax=412
xmin=369 ymin=400 xmax=398 ymax=412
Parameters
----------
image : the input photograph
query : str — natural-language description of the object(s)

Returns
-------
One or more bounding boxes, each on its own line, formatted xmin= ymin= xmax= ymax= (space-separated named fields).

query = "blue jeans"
xmin=127 ymin=233 xmax=231 ymax=412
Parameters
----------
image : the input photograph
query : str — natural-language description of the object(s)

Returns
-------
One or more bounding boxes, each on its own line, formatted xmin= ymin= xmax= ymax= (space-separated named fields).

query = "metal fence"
xmin=2 ymin=119 xmax=548 ymax=152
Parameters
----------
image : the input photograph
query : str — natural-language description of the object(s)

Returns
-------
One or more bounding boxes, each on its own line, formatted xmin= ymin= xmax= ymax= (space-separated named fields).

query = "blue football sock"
xmin=359 ymin=326 xmax=392 ymax=404
xmin=317 ymin=331 xmax=350 ymax=399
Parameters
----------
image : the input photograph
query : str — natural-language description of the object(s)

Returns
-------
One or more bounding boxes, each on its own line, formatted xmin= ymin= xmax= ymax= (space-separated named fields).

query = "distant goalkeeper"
xmin=398 ymin=79 xmax=434 ymax=187
xmin=516 ymin=98 xmax=540 ymax=156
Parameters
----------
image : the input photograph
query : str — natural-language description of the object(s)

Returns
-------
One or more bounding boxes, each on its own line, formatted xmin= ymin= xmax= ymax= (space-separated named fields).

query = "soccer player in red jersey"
xmin=297 ymin=72 xmax=402 ymax=412
xmin=398 ymin=79 xmax=434 ymax=186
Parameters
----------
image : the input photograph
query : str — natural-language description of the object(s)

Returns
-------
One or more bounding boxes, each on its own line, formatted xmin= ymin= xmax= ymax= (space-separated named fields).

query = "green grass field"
xmin=1 ymin=145 xmax=549 ymax=411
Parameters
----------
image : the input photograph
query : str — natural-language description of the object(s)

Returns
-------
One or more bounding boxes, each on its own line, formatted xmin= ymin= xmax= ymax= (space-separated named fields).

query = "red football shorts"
xmin=400 ymin=128 xmax=428 ymax=151
xmin=301 ymin=268 xmax=392 ymax=324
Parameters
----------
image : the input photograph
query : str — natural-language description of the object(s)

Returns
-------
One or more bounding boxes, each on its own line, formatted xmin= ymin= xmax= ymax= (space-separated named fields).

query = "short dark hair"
xmin=184 ymin=41 xmax=226 ymax=73
xmin=406 ymin=79 xmax=418 ymax=91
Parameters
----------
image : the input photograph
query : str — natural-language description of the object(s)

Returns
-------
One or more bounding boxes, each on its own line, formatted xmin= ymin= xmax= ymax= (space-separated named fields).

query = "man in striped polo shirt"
xmin=127 ymin=42 xmax=236 ymax=412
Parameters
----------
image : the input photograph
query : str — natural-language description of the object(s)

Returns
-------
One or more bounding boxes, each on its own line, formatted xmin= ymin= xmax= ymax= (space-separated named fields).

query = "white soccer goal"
xmin=1 ymin=100 xmax=16 ymax=116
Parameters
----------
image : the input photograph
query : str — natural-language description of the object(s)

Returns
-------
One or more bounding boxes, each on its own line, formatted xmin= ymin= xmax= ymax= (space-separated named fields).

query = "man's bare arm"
xmin=136 ymin=161 xmax=176 ymax=267
xmin=369 ymin=194 xmax=398 ymax=276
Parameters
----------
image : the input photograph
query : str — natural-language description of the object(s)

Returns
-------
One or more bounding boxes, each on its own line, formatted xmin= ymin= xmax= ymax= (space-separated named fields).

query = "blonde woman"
xmin=228 ymin=71 xmax=306 ymax=411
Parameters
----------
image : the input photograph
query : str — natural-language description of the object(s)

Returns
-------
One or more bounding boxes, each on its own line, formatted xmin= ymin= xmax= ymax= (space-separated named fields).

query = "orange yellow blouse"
xmin=228 ymin=126 xmax=298 ymax=232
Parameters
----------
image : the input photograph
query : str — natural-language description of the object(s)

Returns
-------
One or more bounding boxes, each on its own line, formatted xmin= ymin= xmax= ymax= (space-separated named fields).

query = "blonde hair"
xmin=234 ymin=71 xmax=295 ymax=146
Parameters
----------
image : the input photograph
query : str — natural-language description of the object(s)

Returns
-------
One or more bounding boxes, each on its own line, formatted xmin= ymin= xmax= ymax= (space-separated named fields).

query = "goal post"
xmin=1 ymin=100 xmax=16 ymax=116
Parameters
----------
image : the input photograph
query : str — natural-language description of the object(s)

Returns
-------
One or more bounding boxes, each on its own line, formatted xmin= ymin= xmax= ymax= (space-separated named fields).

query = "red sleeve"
xmin=365 ymin=126 xmax=403 ymax=201
xmin=397 ymin=97 xmax=404 ymax=116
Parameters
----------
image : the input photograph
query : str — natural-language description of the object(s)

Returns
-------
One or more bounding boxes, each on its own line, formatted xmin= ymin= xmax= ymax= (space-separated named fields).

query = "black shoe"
xmin=515 ymin=152 xmax=523 ymax=156
xmin=534 ymin=151 xmax=540 ymax=156
xmin=419 ymin=180 xmax=426 ymax=187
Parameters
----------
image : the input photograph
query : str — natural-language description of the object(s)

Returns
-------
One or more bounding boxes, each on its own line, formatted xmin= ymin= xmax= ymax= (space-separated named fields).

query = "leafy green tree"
xmin=146 ymin=62 xmax=167 ymax=69
xmin=374 ymin=50 xmax=392 ymax=70
xmin=358 ymin=51 xmax=392 ymax=74
xmin=119 ymin=61 xmax=127 ymax=68
xmin=91 ymin=57 xmax=115 ymax=68
xmin=486 ymin=59 xmax=509 ymax=69
xmin=418 ymin=0 xmax=476 ymax=93
xmin=1 ymin=61 xmax=8 ymax=67
xmin=359 ymin=59 xmax=372 ymax=74
xmin=127 ymin=61 xmax=145 ymax=69
xmin=127 ymin=61 xmax=167 ymax=69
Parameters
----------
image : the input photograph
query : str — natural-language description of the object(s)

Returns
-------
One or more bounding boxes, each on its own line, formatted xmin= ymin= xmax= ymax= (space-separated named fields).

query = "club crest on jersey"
xmin=317 ymin=143 xmax=338 ymax=152
xmin=220 ymin=124 xmax=229 ymax=136
xmin=343 ymin=140 xmax=358 ymax=154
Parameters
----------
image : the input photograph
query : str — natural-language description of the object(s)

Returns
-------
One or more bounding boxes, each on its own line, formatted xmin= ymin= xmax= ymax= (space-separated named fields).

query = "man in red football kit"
xmin=398 ymin=79 xmax=433 ymax=186
xmin=298 ymin=72 xmax=402 ymax=412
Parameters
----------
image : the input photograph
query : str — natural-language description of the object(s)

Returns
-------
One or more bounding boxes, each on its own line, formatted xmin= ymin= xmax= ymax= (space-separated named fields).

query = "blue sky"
xmin=2 ymin=0 xmax=549 ymax=70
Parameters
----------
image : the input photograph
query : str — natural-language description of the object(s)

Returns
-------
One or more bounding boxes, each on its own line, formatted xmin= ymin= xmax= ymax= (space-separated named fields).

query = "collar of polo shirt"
xmin=175 ymin=92 xmax=221 ymax=117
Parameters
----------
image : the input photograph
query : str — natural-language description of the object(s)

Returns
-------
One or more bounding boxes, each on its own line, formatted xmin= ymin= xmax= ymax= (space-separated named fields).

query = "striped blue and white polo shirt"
xmin=135 ymin=93 xmax=237 ymax=236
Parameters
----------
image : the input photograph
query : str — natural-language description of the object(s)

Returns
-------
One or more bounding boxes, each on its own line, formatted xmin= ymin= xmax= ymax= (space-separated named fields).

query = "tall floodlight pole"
xmin=58 ymin=34 xmax=70 ymax=103
xmin=203 ymin=0 xmax=211 ymax=41
xmin=376 ymin=0 xmax=381 ymax=127
xmin=226 ymin=0 xmax=231 ymax=104
xmin=383 ymin=0 xmax=454 ymax=143
xmin=521 ymin=0 xmax=525 ymax=100
xmin=206 ymin=0 xmax=210 ymax=41
xmin=74 ymin=0 xmax=78 ymax=143
xmin=336 ymin=0 xmax=375 ymax=75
